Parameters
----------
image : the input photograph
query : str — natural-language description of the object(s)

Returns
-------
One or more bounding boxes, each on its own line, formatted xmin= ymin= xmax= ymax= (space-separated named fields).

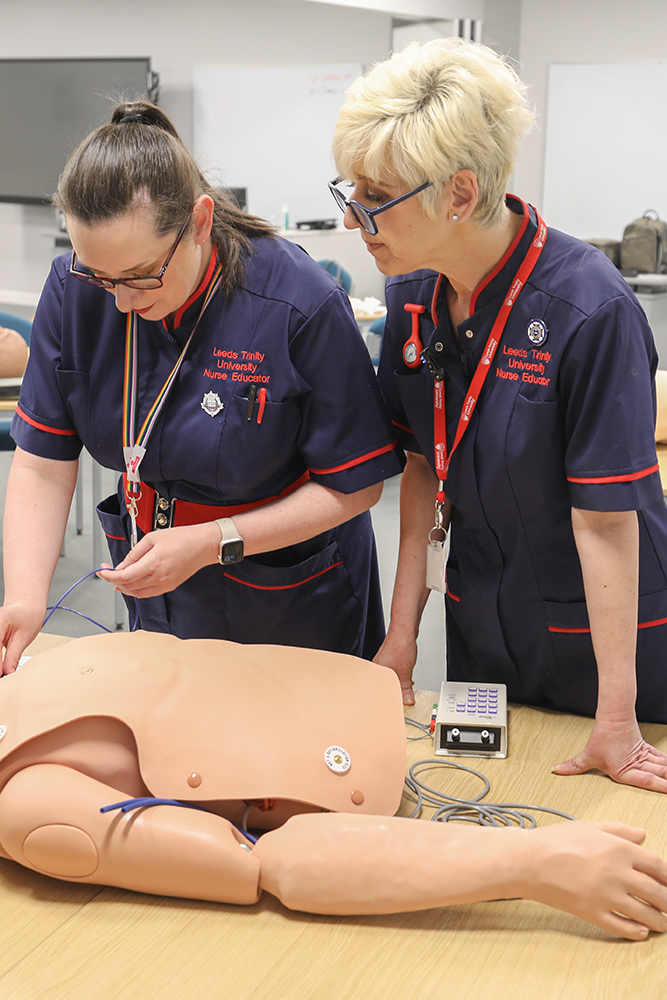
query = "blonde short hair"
xmin=332 ymin=38 xmax=534 ymax=227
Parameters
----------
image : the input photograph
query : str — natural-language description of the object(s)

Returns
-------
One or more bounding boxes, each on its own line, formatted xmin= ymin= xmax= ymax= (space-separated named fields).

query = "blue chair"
xmin=0 ymin=312 xmax=31 ymax=451
xmin=0 ymin=311 xmax=31 ymax=345
xmin=317 ymin=259 xmax=354 ymax=295
xmin=367 ymin=314 xmax=386 ymax=366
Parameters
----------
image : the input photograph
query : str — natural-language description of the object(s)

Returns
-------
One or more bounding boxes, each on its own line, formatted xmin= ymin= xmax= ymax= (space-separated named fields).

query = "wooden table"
xmin=0 ymin=634 xmax=665 ymax=1000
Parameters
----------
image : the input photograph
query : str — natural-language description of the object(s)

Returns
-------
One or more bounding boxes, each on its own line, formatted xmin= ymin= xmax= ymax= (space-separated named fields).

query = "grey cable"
xmin=402 ymin=720 xmax=577 ymax=828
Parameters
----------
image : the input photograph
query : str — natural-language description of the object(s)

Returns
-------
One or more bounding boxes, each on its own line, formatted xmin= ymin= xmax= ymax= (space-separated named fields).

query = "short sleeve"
xmin=560 ymin=292 xmax=662 ymax=510
xmin=288 ymin=286 xmax=404 ymax=492
xmin=11 ymin=258 xmax=83 ymax=461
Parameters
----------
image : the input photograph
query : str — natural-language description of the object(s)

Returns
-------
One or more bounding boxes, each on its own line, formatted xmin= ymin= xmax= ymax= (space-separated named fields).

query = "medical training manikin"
xmin=0 ymin=631 xmax=664 ymax=941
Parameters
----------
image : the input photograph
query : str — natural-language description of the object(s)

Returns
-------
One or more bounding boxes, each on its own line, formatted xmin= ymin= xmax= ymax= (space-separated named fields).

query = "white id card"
xmin=426 ymin=527 xmax=449 ymax=593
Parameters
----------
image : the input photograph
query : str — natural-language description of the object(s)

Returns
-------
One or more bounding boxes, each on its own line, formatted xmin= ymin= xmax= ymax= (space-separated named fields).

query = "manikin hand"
xmin=527 ymin=820 xmax=667 ymax=940
xmin=373 ymin=632 xmax=418 ymax=705
xmin=0 ymin=601 xmax=46 ymax=675
xmin=553 ymin=717 xmax=667 ymax=793
xmin=97 ymin=523 xmax=218 ymax=599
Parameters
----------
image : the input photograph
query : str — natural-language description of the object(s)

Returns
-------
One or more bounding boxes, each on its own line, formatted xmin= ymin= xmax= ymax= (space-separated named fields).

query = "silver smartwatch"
xmin=216 ymin=517 xmax=244 ymax=566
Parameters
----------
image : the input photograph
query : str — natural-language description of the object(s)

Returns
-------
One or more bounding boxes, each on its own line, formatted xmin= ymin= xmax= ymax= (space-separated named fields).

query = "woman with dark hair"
xmin=0 ymin=101 xmax=403 ymax=669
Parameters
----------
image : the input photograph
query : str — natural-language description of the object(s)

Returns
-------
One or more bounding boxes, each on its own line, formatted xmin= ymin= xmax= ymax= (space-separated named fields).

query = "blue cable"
xmin=43 ymin=567 xmax=118 ymax=632
xmin=44 ymin=606 xmax=113 ymax=633
xmin=101 ymin=797 xmax=259 ymax=844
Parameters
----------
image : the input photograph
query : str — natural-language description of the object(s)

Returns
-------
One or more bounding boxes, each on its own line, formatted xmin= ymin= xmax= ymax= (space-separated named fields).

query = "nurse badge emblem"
xmin=201 ymin=391 xmax=224 ymax=417
xmin=526 ymin=319 xmax=548 ymax=347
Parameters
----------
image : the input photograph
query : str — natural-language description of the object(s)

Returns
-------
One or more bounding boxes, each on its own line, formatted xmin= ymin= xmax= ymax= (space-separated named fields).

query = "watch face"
xmin=221 ymin=539 xmax=244 ymax=564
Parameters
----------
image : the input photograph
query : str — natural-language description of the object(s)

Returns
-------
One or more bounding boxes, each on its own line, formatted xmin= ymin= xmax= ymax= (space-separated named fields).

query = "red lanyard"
xmin=433 ymin=208 xmax=547 ymax=501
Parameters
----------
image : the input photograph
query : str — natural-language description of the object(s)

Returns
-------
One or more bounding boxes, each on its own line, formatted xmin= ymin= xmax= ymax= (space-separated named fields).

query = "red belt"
xmin=124 ymin=471 xmax=310 ymax=535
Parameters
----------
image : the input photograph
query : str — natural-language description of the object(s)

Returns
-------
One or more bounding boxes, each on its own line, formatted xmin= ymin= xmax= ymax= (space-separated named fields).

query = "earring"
xmin=451 ymin=214 xmax=459 ymax=222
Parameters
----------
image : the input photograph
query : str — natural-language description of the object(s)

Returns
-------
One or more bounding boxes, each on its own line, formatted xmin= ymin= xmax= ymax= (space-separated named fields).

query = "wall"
xmin=11 ymin=0 xmax=664 ymax=294
xmin=0 ymin=0 xmax=394 ymax=296
xmin=515 ymin=0 xmax=667 ymax=217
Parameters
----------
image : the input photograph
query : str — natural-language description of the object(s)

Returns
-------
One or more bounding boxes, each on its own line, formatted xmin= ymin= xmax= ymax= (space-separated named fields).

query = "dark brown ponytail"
xmin=53 ymin=100 xmax=275 ymax=298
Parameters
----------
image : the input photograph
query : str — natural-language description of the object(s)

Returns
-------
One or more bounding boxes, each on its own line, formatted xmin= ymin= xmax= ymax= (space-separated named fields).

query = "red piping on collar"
xmin=431 ymin=195 xmax=531 ymax=327
xmin=468 ymin=196 xmax=530 ymax=315
xmin=163 ymin=246 xmax=219 ymax=332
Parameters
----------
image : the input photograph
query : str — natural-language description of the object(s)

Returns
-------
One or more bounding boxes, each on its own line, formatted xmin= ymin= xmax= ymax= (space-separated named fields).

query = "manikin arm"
xmin=1 ymin=764 xmax=666 ymax=940
xmin=254 ymin=813 xmax=667 ymax=940
xmin=0 ymin=764 xmax=261 ymax=905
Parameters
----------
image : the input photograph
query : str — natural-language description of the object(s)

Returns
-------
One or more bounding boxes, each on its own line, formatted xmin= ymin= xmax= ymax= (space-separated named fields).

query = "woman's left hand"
xmin=553 ymin=717 xmax=667 ymax=793
xmin=96 ymin=523 xmax=219 ymax=599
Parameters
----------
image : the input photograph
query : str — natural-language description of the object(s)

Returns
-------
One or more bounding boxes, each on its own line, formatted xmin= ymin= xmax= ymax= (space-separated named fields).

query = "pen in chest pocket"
xmin=246 ymin=384 xmax=267 ymax=424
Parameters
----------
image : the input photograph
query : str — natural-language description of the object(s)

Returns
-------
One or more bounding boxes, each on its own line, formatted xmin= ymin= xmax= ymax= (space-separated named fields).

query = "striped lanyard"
xmin=433 ymin=209 xmax=547 ymax=516
xmin=123 ymin=261 xmax=224 ymax=547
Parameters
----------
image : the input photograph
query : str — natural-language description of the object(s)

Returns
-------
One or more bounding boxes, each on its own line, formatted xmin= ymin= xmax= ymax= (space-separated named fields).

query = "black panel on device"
xmin=440 ymin=726 xmax=503 ymax=753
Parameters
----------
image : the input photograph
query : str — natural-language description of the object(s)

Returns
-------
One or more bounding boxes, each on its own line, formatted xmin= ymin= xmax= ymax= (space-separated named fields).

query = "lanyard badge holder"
xmin=426 ymin=484 xmax=449 ymax=593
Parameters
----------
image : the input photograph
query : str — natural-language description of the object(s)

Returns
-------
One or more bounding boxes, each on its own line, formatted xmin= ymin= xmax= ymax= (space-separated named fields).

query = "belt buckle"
xmin=153 ymin=492 xmax=176 ymax=530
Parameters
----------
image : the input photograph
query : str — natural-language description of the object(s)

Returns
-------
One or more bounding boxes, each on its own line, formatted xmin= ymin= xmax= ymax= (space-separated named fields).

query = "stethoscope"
xmin=402 ymin=302 xmax=426 ymax=368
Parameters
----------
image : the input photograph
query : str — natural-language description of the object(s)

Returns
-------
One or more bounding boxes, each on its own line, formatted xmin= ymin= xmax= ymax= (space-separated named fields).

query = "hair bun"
xmin=111 ymin=101 xmax=178 ymax=137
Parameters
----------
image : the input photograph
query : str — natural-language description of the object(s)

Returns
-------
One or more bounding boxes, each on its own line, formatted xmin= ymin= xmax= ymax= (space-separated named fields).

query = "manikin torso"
xmin=0 ymin=630 xmax=407 ymax=853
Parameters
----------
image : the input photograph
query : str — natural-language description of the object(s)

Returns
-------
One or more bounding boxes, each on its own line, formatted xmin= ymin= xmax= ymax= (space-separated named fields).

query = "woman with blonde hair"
xmin=330 ymin=39 xmax=667 ymax=793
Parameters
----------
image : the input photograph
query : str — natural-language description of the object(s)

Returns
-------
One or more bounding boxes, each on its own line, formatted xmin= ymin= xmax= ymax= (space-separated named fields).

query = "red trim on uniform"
xmin=551 ymin=616 xmax=667 ymax=633
xmin=392 ymin=419 xmax=414 ymax=435
xmin=469 ymin=196 xmax=530 ymax=315
xmin=567 ymin=464 xmax=659 ymax=485
xmin=165 ymin=247 xmax=219 ymax=332
xmin=309 ymin=439 xmax=398 ymax=475
xmin=429 ymin=197 xmax=530 ymax=326
xmin=430 ymin=273 xmax=445 ymax=327
xmin=224 ymin=561 xmax=344 ymax=591
xmin=638 ymin=617 xmax=667 ymax=629
xmin=446 ymin=589 xmax=460 ymax=602
xmin=104 ymin=532 xmax=127 ymax=541
xmin=15 ymin=404 xmax=78 ymax=436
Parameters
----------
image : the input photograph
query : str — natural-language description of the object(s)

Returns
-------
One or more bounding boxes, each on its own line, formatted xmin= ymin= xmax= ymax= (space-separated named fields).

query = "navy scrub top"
xmin=378 ymin=196 xmax=667 ymax=721
xmin=13 ymin=235 xmax=405 ymax=657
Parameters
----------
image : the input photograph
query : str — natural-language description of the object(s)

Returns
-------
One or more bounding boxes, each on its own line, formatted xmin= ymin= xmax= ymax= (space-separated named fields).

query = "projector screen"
xmin=0 ymin=58 xmax=156 ymax=205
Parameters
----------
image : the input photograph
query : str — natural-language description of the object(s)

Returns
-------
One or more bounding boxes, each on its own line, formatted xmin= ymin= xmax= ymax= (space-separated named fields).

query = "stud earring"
xmin=451 ymin=214 xmax=459 ymax=222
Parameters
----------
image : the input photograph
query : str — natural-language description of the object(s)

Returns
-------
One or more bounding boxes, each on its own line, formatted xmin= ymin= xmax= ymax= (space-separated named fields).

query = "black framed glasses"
xmin=328 ymin=177 xmax=433 ymax=235
xmin=69 ymin=215 xmax=191 ymax=290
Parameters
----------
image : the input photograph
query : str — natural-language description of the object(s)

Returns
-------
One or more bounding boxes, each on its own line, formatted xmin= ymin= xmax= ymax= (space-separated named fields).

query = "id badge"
xmin=426 ymin=527 xmax=449 ymax=593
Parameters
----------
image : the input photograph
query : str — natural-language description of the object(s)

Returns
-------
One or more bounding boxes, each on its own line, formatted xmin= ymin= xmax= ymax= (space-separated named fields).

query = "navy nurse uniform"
xmin=378 ymin=196 xmax=667 ymax=721
xmin=12 ymin=237 xmax=404 ymax=657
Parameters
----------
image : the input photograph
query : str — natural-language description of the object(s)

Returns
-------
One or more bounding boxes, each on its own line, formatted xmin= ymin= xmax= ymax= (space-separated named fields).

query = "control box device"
xmin=433 ymin=681 xmax=508 ymax=758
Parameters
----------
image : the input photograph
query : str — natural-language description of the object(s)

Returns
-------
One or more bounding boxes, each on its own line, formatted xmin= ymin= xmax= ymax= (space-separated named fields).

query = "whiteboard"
xmin=543 ymin=62 xmax=667 ymax=241
xmin=193 ymin=64 xmax=362 ymax=227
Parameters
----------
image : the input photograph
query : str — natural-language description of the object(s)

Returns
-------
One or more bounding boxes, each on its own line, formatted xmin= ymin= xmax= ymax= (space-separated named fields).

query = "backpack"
xmin=620 ymin=210 xmax=667 ymax=274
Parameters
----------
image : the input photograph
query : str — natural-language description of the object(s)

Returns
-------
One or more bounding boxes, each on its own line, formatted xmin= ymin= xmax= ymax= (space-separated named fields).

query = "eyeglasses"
xmin=69 ymin=215 xmax=191 ymax=290
xmin=328 ymin=177 xmax=433 ymax=235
